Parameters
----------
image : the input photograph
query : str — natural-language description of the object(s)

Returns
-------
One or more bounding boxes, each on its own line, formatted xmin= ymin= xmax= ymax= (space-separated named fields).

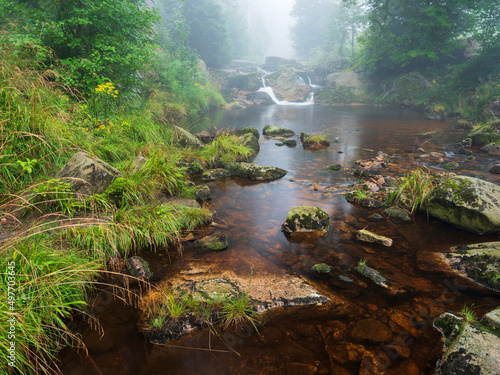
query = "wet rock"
xmin=235 ymin=126 xmax=259 ymax=139
xmin=202 ymin=168 xmax=231 ymax=181
xmin=194 ymin=185 xmax=211 ymax=201
xmin=458 ymin=147 xmax=473 ymax=156
xmin=262 ymin=124 xmax=295 ymax=137
xmin=356 ymin=263 xmax=389 ymax=287
xmin=57 ymin=151 xmax=123 ymax=197
xmin=300 ymin=132 xmax=330 ymax=148
xmin=361 ymin=198 xmax=383 ymax=208
xmin=441 ymin=161 xmax=459 ymax=170
xmin=282 ymin=139 xmax=297 ymax=147
xmin=351 ymin=319 xmax=393 ymax=343
xmin=434 ymin=323 xmax=500 ymax=375
xmin=371 ymin=213 xmax=384 ymax=221
xmin=356 ymin=229 xmax=393 ymax=247
xmin=173 ymin=125 xmax=204 ymax=148
xmin=245 ymin=91 xmax=275 ymax=106
xmin=226 ymin=72 xmax=262 ymax=91
xmin=482 ymin=307 xmax=500 ymax=331
xmin=481 ymin=142 xmax=500 ymax=154
xmin=127 ymin=256 xmax=153 ymax=280
xmin=197 ymin=232 xmax=228 ymax=251
xmin=265 ymin=67 xmax=311 ymax=102
xmin=424 ymin=176 xmax=500 ymax=234
xmin=228 ymin=162 xmax=287 ymax=181
xmin=468 ymin=120 xmax=500 ymax=146
xmin=489 ymin=165 xmax=500 ymax=174
xmin=238 ymin=132 xmax=260 ymax=155
xmin=444 ymin=242 xmax=500 ymax=292
xmin=327 ymin=164 xmax=342 ymax=171
xmin=327 ymin=341 xmax=366 ymax=364
xmin=417 ymin=252 xmax=454 ymax=273
xmin=383 ymin=207 xmax=411 ymax=222
xmin=311 ymin=263 xmax=332 ymax=274
xmin=282 ymin=206 xmax=330 ymax=237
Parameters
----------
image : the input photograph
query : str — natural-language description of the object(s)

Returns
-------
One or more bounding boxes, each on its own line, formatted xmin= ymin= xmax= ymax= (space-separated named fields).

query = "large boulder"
xmin=382 ymin=72 xmax=433 ymax=107
xmin=468 ymin=120 xmax=500 ymax=146
xmin=57 ymin=151 xmax=123 ymax=197
xmin=238 ymin=132 xmax=260 ymax=155
xmin=228 ymin=162 xmax=287 ymax=181
xmin=325 ymin=71 xmax=365 ymax=90
xmin=244 ymin=91 xmax=275 ymax=106
xmin=265 ymin=67 xmax=311 ymax=102
xmin=424 ymin=176 xmax=500 ymax=234
xmin=226 ymin=72 xmax=263 ymax=91
xmin=282 ymin=206 xmax=330 ymax=236
xmin=263 ymin=124 xmax=295 ymax=137
xmin=173 ymin=126 xmax=204 ymax=148
xmin=434 ymin=310 xmax=500 ymax=375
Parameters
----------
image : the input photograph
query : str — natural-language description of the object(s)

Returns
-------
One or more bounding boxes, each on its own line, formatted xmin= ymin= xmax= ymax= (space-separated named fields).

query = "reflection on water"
xmin=62 ymin=105 xmax=500 ymax=375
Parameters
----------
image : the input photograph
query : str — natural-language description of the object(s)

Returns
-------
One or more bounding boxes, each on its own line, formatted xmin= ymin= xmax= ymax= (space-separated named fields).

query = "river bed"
xmin=60 ymin=104 xmax=500 ymax=375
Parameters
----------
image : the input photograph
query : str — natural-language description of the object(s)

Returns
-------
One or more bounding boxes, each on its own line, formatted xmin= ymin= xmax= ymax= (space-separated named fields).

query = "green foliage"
xmin=29 ymin=0 xmax=159 ymax=94
xmin=461 ymin=304 xmax=477 ymax=323
xmin=200 ymin=132 xmax=253 ymax=167
xmin=0 ymin=234 xmax=100 ymax=374
xmin=30 ymin=179 xmax=76 ymax=216
xmin=182 ymin=0 xmax=233 ymax=68
xmin=388 ymin=167 xmax=437 ymax=213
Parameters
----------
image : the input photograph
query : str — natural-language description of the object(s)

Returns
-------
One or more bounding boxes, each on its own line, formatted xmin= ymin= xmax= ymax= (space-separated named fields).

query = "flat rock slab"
xmin=356 ymin=229 xmax=393 ymax=247
xmin=442 ymin=242 xmax=500 ymax=292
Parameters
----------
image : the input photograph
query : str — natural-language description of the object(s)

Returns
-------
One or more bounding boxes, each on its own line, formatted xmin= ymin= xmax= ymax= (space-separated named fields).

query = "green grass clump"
xmin=0 ymin=234 xmax=101 ymax=374
xmin=388 ymin=167 xmax=437 ymax=213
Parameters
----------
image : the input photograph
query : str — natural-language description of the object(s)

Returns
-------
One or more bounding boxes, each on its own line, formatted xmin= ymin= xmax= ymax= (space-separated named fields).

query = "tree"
xmin=25 ymin=0 xmax=159 ymax=93
xmin=182 ymin=0 xmax=232 ymax=68
xmin=290 ymin=0 xmax=334 ymax=59
xmin=356 ymin=0 xmax=476 ymax=77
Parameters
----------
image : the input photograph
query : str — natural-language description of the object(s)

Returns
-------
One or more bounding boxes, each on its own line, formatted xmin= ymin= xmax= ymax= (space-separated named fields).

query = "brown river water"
xmin=60 ymin=105 xmax=500 ymax=375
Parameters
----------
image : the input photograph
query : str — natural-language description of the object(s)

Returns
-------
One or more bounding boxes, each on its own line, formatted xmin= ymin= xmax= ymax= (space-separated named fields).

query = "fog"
xmin=250 ymin=0 xmax=295 ymax=59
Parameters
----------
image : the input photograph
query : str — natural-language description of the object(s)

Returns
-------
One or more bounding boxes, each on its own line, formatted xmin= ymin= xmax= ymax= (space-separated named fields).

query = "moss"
xmin=327 ymin=164 xmax=342 ymax=171
xmin=262 ymin=124 xmax=295 ymax=137
xmin=282 ymin=206 xmax=330 ymax=235
xmin=383 ymin=207 xmax=411 ymax=221
xmin=311 ymin=263 xmax=332 ymax=274
xmin=103 ymin=177 xmax=134 ymax=207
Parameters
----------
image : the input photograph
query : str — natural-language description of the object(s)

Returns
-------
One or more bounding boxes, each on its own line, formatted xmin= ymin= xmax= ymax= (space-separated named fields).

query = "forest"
xmin=1 ymin=0 xmax=499 ymax=374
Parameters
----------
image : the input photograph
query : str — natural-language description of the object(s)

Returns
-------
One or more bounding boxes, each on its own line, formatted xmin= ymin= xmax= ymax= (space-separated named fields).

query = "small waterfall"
xmin=256 ymin=70 xmax=317 ymax=106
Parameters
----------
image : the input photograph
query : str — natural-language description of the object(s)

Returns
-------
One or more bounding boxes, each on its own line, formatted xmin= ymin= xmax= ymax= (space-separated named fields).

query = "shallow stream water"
xmin=61 ymin=105 xmax=500 ymax=375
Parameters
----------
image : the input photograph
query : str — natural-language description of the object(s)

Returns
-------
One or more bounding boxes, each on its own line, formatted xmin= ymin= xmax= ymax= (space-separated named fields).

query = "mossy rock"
xmin=489 ymin=165 xmax=500 ymax=174
xmin=262 ymin=124 xmax=295 ymax=138
xmin=282 ymin=206 xmax=330 ymax=236
xmin=103 ymin=177 xmax=134 ymax=206
xmin=238 ymin=132 xmax=260 ymax=155
xmin=383 ymin=207 xmax=411 ymax=222
xmin=300 ymin=132 xmax=330 ymax=148
xmin=311 ymin=263 xmax=332 ymax=274
xmin=197 ymin=232 xmax=228 ymax=251
xmin=194 ymin=185 xmax=211 ymax=201
xmin=173 ymin=125 xmax=204 ymax=148
xmin=128 ymin=256 xmax=153 ymax=279
xmin=327 ymin=164 xmax=342 ymax=171
xmin=424 ymin=176 xmax=500 ymax=234
xmin=202 ymin=168 xmax=231 ymax=181
xmin=236 ymin=126 xmax=260 ymax=140
xmin=228 ymin=162 xmax=287 ymax=181
xmin=467 ymin=120 xmax=500 ymax=146
xmin=282 ymin=139 xmax=297 ymax=147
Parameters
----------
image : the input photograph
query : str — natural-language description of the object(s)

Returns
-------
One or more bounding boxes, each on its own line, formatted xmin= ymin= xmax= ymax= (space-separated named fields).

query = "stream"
xmin=60 ymin=104 xmax=500 ymax=375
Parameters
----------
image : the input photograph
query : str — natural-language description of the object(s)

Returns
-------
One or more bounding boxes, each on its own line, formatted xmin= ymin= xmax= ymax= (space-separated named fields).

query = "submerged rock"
xmin=262 ymin=124 xmax=295 ymax=138
xmin=197 ymin=232 xmax=228 ymax=251
xmin=282 ymin=139 xmax=297 ymax=147
xmin=424 ymin=176 xmax=500 ymax=234
xmin=57 ymin=151 xmax=123 ymax=197
xmin=356 ymin=229 xmax=393 ymax=247
xmin=489 ymin=165 xmax=500 ymax=174
xmin=350 ymin=319 xmax=392 ymax=343
xmin=327 ymin=164 xmax=342 ymax=171
xmin=228 ymin=162 xmax=287 ymax=181
xmin=383 ymin=207 xmax=412 ymax=222
xmin=282 ymin=206 xmax=330 ymax=237
xmin=468 ymin=120 xmax=500 ymax=146
xmin=311 ymin=263 xmax=332 ymax=274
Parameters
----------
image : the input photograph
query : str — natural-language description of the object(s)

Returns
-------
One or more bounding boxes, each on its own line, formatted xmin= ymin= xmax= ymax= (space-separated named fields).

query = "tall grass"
xmin=388 ymin=167 xmax=437 ymax=213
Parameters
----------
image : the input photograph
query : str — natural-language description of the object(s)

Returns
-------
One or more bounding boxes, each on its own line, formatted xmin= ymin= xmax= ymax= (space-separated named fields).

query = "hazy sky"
xmin=251 ymin=0 xmax=295 ymax=59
